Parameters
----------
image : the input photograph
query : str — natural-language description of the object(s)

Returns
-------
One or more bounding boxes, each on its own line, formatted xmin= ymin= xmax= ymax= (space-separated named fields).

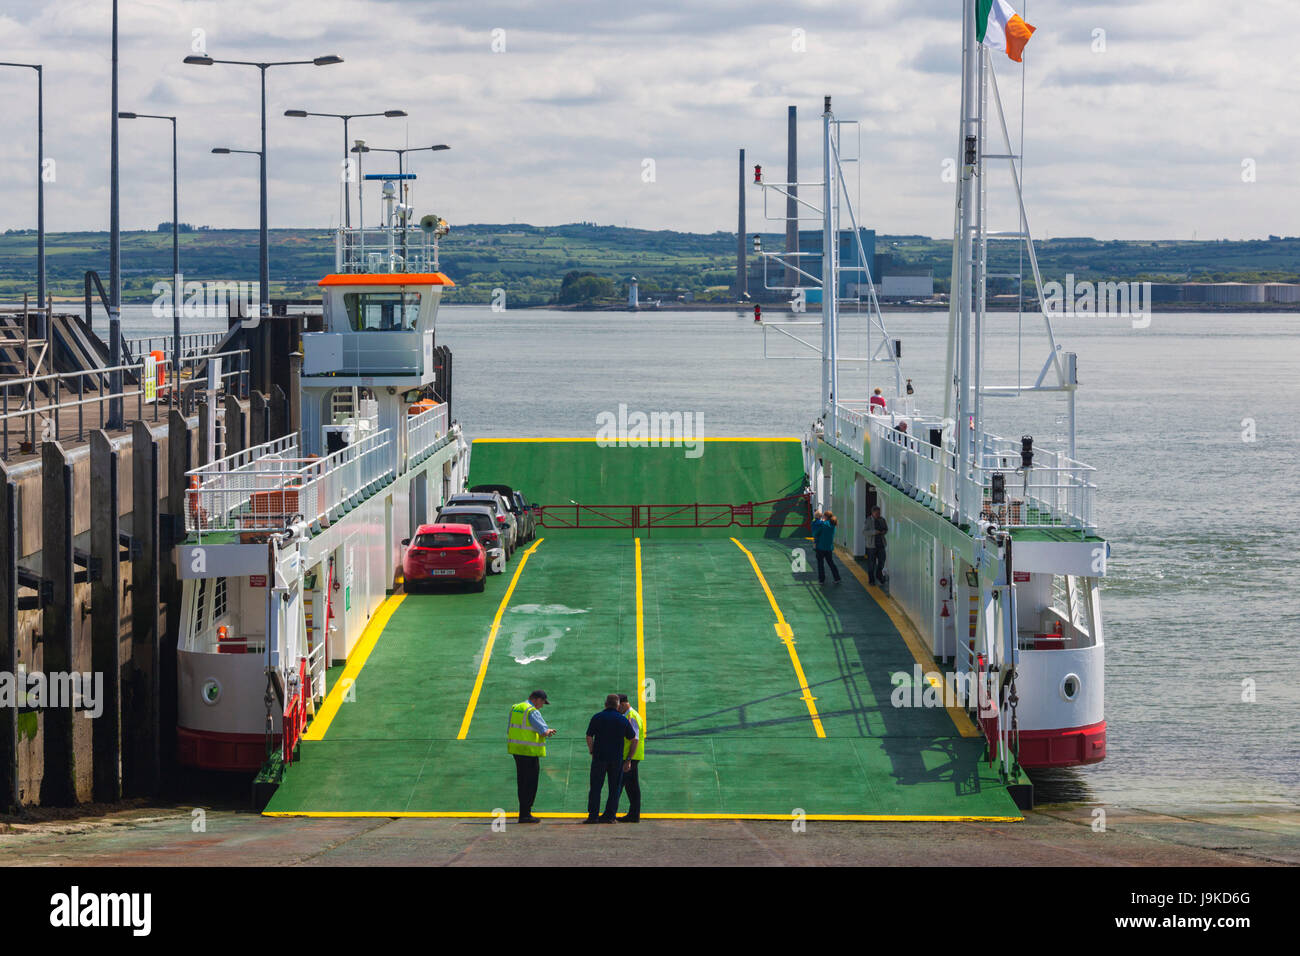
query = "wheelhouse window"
xmin=343 ymin=291 xmax=422 ymax=331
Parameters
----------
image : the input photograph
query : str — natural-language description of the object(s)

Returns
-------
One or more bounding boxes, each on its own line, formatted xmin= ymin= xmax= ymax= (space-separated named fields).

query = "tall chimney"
xmin=785 ymin=106 xmax=798 ymax=288
xmin=737 ymin=148 xmax=748 ymax=298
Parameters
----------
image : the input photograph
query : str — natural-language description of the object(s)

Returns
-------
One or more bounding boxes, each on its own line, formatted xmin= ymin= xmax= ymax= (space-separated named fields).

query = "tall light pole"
xmin=109 ymin=0 xmax=123 ymax=427
xmin=0 ymin=61 xmax=44 ymax=312
xmin=120 ymin=112 xmax=180 ymax=380
xmin=283 ymin=109 xmax=406 ymax=227
xmin=185 ymin=53 xmax=342 ymax=317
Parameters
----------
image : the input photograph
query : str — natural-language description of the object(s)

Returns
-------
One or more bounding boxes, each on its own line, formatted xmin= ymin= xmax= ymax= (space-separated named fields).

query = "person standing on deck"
xmin=507 ymin=690 xmax=556 ymax=824
xmin=866 ymin=506 xmax=888 ymax=585
xmin=585 ymin=694 xmax=637 ymax=824
xmin=616 ymin=693 xmax=645 ymax=822
xmin=812 ymin=510 xmax=842 ymax=584
xmin=870 ymin=387 xmax=887 ymax=413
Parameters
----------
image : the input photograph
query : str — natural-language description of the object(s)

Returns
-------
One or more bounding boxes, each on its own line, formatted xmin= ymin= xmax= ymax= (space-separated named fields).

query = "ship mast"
xmin=946 ymin=0 xmax=1079 ymax=529
xmin=948 ymin=0 xmax=980 ymax=528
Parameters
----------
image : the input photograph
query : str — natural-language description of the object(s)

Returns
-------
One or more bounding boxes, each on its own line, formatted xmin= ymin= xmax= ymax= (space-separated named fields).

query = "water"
xmin=124 ymin=303 xmax=1300 ymax=814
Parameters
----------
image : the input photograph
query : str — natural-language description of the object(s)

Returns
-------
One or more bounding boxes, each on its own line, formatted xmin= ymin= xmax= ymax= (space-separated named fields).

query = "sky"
xmin=0 ymin=0 xmax=1296 ymax=241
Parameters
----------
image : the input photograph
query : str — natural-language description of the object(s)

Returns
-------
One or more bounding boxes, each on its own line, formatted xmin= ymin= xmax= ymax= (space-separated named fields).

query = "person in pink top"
xmin=870 ymin=388 xmax=887 ymax=413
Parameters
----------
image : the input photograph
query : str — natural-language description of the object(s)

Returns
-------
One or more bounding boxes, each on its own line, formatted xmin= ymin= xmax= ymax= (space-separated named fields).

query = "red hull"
xmin=178 ymin=727 xmax=273 ymax=772
xmin=1017 ymin=720 xmax=1106 ymax=768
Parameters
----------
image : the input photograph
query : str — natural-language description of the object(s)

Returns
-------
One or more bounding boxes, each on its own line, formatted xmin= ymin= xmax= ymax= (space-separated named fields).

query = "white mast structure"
xmin=947 ymin=0 xmax=1080 ymax=529
xmin=753 ymin=96 xmax=904 ymax=457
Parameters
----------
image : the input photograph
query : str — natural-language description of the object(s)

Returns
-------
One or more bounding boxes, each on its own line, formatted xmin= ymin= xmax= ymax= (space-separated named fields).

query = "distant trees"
xmin=157 ymin=222 xmax=198 ymax=232
xmin=556 ymin=270 xmax=615 ymax=304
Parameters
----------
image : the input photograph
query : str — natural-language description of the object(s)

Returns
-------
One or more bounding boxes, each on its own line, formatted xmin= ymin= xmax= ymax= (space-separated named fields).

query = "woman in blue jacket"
xmin=811 ymin=510 xmax=842 ymax=584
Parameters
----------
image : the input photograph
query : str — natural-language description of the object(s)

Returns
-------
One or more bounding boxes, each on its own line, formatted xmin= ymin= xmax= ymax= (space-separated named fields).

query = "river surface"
xmin=120 ymin=304 xmax=1300 ymax=814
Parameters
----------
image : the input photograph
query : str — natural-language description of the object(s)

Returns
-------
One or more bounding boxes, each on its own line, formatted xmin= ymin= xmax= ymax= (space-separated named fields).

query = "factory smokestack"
xmin=736 ymin=148 xmax=748 ymax=298
xmin=785 ymin=106 xmax=798 ymax=288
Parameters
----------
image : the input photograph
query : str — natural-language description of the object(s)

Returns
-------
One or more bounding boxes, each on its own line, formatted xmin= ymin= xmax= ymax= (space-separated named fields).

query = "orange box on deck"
xmin=247 ymin=488 xmax=301 ymax=528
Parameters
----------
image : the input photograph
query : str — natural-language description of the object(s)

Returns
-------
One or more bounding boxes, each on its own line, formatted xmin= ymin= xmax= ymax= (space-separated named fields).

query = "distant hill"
xmin=1 ymin=225 xmax=1297 ymax=306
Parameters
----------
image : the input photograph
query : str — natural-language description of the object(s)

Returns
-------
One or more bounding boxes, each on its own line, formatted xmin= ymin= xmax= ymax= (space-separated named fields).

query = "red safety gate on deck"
xmin=536 ymin=493 xmax=812 ymax=532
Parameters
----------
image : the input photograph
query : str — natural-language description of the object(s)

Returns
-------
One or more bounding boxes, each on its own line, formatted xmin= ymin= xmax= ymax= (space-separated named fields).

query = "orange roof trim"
xmin=318 ymin=273 xmax=456 ymax=288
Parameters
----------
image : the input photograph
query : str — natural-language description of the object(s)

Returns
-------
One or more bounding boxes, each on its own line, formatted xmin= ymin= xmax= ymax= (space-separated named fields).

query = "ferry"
xmin=174 ymin=0 xmax=1103 ymax=817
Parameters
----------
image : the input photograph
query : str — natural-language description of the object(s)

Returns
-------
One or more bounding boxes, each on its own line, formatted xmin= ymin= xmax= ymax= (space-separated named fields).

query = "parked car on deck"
xmin=402 ymin=523 xmax=486 ymax=592
xmin=447 ymin=492 xmax=517 ymax=556
xmin=435 ymin=504 xmax=507 ymax=572
xmin=470 ymin=484 xmax=536 ymax=543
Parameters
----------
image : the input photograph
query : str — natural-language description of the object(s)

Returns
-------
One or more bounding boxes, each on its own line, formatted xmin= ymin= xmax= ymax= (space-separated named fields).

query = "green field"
xmin=2 ymin=224 xmax=1297 ymax=306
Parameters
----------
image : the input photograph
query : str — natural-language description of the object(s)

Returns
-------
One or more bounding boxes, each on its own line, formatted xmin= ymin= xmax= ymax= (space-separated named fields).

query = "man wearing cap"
xmin=616 ymin=693 xmax=645 ymax=822
xmin=584 ymin=693 xmax=638 ymax=823
xmin=507 ymin=690 xmax=557 ymax=824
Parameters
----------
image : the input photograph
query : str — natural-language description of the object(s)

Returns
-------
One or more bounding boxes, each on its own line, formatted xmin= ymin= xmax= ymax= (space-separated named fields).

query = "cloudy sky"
xmin=0 ymin=0 xmax=1295 ymax=240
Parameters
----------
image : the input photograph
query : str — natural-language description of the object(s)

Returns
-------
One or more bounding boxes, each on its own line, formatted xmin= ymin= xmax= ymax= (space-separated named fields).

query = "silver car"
xmin=447 ymin=492 xmax=517 ymax=556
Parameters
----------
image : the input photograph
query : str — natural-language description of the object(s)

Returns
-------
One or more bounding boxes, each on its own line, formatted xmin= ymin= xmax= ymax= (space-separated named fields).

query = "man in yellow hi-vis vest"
xmin=508 ymin=690 xmax=556 ymax=823
xmin=617 ymin=693 xmax=644 ymax=822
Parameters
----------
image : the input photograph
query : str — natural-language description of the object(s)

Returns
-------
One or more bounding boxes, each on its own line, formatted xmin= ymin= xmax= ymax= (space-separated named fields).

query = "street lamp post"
xmin=185 ymin=53 xmax=342 ymax=317
xmin=120 ymin=112 xmax=180 ymax=387
xmin=283 ymin=109 xmax=406 ymax=228
xmin=0 ymin=61 xmax=44 ymax=314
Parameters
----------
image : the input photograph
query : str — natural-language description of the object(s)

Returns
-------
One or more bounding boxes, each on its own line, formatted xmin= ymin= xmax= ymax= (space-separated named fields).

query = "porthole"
xmin=1060 ymin=673 xmax=1080 ymax=702
xmin=201 ymin=679 xmax=222 ymax=706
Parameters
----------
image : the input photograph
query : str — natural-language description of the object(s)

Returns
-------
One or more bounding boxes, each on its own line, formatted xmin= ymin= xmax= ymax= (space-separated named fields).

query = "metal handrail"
xmin=1 ymin=347 xmax=251 ymax=459
xmin=828 ymin=402 xmax=1097 ymax=531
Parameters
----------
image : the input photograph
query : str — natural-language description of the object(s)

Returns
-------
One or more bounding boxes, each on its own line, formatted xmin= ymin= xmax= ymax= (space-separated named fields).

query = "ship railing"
xmin=335 ymin=226 xmax=441 ymax=274
xmin=185 ymin=434 xmax=303 ymax=536
xmin=973 ymin=435 xmax=1097 ymax=532
xmin=184 ymin=626 xmax=266 ymax=655
xmin=290 ymin=427 xmax=397 ymax=532
xmin=847 ymin=407 xmax=1097 ymax=532
xmin=830 ymin=404 xmax=870 ymax=464
xmin=405 ymin=401 xmax=449 ymax=467
xmin=185 ymin=429 xmax=397 ymax=538
xmin=859 ymin=409 xmax=962 ymax=520
xmin=306 ymin=638 xmax=328 ymax=701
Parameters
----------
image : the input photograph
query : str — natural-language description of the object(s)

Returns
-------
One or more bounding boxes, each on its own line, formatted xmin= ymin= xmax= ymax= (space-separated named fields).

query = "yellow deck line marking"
xmin=456 ymin=537 xmax=545 ymax=739
xmin=731 ymin=537 xmax=826 ymax=738
xmin=470 ymin=437 xmax=800 ymax=443
xmin=264 ymin=810 xmax=1023 ymax=822
xmin=303 ymin=593 xmax=406 ymax=741
xmin=836 ymin=546 xmax=980 ymax=738
xmin=635 ymin=537 xmax=647 ymax=733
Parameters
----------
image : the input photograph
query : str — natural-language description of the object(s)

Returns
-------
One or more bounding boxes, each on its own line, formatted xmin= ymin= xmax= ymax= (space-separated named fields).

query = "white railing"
xmin=295 ymin=427 xmax=396 ymax=530
xmin=335 ymin=227 xmax=441 ymax=274
xmin=186 ymin=428 xmax=396 ymax=539
xmin=831 ymin=404 xmax=869 ymax=463
xmin=830 ymin=401 xmax=1097 ymax=532
xmin=406 ymin=402 xmax=449 ymax=465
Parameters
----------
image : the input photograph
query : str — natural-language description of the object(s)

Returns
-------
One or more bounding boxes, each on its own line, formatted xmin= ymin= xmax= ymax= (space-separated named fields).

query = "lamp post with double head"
xmin=283 ymin=109 xmax=407 ymax=227
xmin=184 ymin=53 xmax=342 ymax=317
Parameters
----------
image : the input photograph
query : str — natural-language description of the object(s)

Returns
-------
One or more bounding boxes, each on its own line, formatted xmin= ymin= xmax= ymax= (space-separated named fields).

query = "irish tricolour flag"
xmin=978 ymin=0 xmax=1035 ymax=62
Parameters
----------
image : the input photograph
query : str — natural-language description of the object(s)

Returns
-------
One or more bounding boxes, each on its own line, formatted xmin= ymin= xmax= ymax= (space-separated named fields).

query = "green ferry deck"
xmin=264 ymin=439 xmax=1022 ymax=821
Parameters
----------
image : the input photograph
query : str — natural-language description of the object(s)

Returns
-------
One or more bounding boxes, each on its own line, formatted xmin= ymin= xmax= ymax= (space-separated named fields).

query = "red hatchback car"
xmin=402 ymin=523 xmax=487 ymax=592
